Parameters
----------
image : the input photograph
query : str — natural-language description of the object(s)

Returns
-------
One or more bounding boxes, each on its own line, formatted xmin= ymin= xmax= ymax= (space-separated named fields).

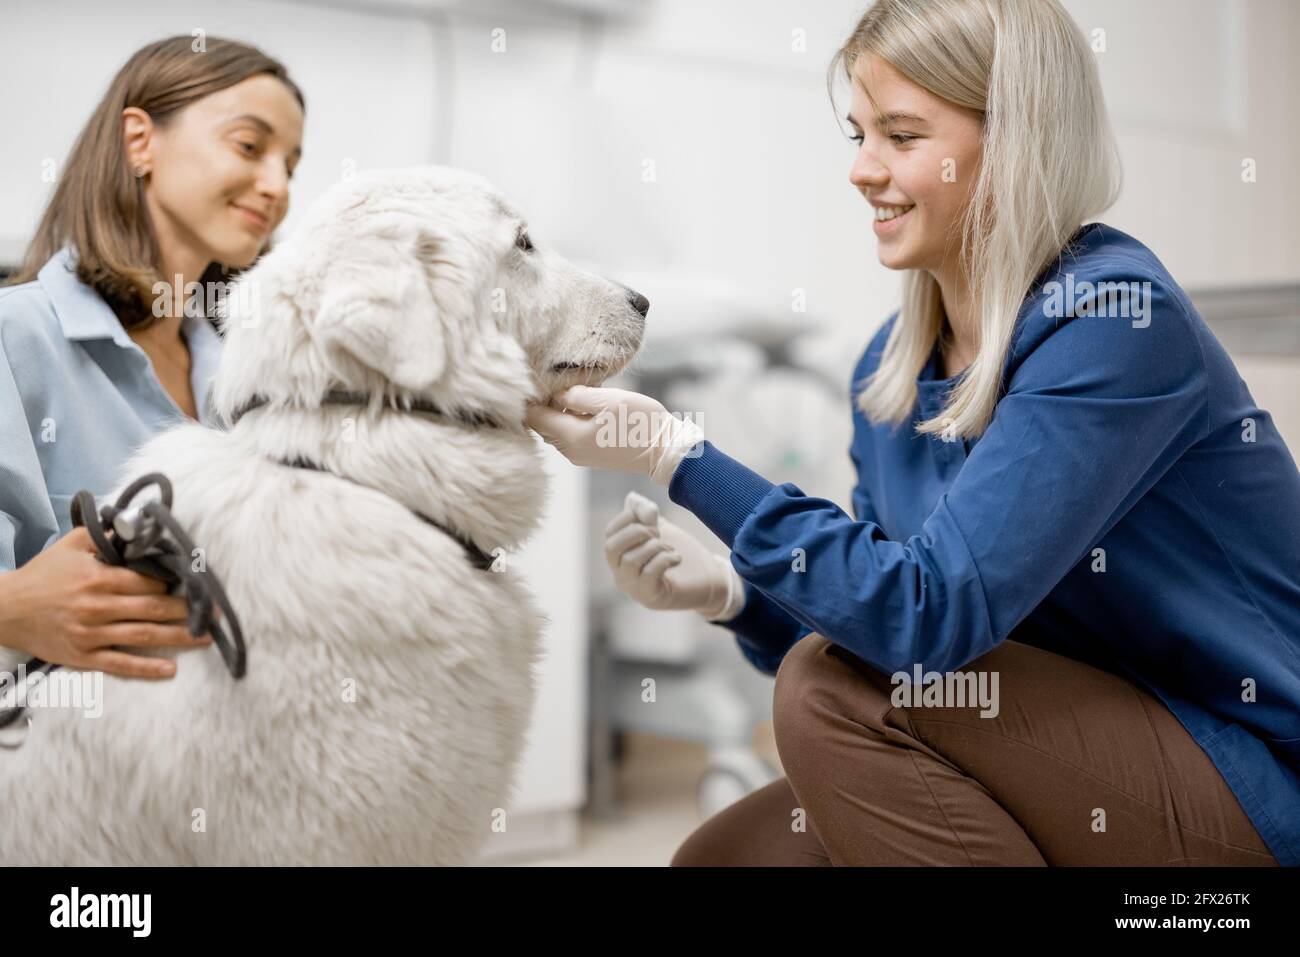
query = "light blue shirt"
xmin=0 ymin=246 xmax=224 ymax=572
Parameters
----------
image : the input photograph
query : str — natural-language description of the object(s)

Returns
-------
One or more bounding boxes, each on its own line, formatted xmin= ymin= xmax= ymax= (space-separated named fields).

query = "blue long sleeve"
xmin=670 ymin=221 xmax=1300 ymax=866
xmin=669 ymin=269 xmax=1209 ymax=677
xmin=710 ymin=579 xmax=809 ymax=675
xmin=696 ymin=431 xmax=888 ymax=676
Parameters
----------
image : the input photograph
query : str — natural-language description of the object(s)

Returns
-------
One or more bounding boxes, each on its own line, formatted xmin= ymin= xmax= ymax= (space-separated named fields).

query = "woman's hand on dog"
xmin=0 ymin=526 xmax=212 ymax=679
xmin=525 ymin=385 xmax=705 ymax=486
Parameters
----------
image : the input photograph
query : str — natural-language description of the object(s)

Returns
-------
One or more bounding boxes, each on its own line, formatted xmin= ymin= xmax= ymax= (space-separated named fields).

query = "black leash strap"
xmin=230 ymin=389 xmax=502 ymax=573
xmin=0 ymin=473 xmax=246 ymax=731
xmin=274 ymin=455 xmax=497 ymax=572
xmin=230 ymin=390 xmax=502 ymax=430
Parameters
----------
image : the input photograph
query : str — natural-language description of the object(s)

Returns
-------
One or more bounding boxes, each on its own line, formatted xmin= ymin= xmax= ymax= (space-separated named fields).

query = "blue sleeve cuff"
xmin=667 ymin=440 xmax=776 ymax=548
xmin=668 ymin=442 xmax=807 ymax=674
xmin=712 ymin=580 xmax=811 ymax=676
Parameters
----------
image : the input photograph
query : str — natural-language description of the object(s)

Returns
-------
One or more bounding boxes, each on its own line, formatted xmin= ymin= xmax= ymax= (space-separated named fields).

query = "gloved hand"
xmin=524 ymin=385 xmax=704 ymax=486
xmin=604 ymin=491 xmax=745 ymax=622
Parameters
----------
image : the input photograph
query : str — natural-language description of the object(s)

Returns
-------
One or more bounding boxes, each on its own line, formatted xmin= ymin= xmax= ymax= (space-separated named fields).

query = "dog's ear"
xmin=311 ymin=236 xmax=446 ymax=392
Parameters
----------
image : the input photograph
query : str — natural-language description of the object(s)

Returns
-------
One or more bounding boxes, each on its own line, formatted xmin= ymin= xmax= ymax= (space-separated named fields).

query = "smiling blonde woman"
xmin=528 ymin=0 xmax=1300 ymax=866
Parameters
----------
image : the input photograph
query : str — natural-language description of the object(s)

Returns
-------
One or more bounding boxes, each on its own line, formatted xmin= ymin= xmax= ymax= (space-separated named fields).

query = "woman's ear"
xmin=310 ymin=237 xmax=447 ymax=392
xmin=121 ymin=107 xmax=155 ymax=177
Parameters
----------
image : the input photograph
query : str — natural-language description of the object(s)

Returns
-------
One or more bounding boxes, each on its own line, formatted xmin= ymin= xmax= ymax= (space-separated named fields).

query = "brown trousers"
xmin=673 ymin=634 xmax=1278 ymax=866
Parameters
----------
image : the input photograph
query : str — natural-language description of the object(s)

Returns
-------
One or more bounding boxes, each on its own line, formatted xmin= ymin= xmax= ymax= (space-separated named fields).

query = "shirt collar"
xmin=38 ymin=245 xmax=135 ymax=348
xmin=186 ymin=312 xmax=223 ymax=427
xmin=918 ymin=340 xmax=957 ymax=385
xmin=38 ymin=244 xmax=226 ymax=426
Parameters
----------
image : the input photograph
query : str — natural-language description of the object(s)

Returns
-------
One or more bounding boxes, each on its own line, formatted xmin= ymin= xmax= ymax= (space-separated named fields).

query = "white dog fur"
xmin=0 ymin=166 xmax=645 ymax=865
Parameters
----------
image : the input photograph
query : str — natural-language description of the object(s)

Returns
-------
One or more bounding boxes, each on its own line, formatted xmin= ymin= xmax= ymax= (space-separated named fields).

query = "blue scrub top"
xmin=670 ymin=222 xmax=1300 ymax=866
xmin=0 ymin=246 xmax=224 ymax=573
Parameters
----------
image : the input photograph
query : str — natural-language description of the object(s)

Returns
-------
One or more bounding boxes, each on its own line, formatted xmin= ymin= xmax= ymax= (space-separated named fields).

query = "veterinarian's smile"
xmin=230 ymin=202 xmax=271 ymax=233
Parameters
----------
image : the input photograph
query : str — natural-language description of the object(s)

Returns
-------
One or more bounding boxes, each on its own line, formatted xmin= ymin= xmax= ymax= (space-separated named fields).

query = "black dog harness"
xmin=231 ymin=390 xmax=501 ymax=572
xmin=229 ymin=390 xmax=502 ymax=430
xmin=0 ymin=473 xmax=246 ymax=731
xmin=271 ymin=454 xmax=496 ymax=571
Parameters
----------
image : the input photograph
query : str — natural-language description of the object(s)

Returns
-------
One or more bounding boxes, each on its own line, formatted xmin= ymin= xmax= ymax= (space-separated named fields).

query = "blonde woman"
xmin=527 ymin=0 xmax=1300 ymax=866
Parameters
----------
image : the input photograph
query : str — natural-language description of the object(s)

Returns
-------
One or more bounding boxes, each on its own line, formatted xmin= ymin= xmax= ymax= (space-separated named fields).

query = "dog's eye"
xmin=515 ymin=229 xmax=534 ymax=253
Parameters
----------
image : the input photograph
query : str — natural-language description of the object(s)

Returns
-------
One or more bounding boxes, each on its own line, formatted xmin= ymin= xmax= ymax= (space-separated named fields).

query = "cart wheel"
xmin=696 ymin=750 xmax=777 ymax=818
xmin=697 ymin=767 xmax=751 ymax=818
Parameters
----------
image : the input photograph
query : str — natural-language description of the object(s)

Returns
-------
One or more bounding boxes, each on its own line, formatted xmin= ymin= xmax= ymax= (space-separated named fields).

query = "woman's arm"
xmin=0 ymin=565 xmax=34 ymax=672
xmin=669 ymin=273 xmax=1209 ymax=675
xmin=711 ymin=432 xmax=890 ymax=676
xmin=0 ymin=338 xmax=198 ymax=678
xmin=698 ymin=327 xmax=893 ymax=676
xmin=708 ymin=577 xmax=811 ymax=675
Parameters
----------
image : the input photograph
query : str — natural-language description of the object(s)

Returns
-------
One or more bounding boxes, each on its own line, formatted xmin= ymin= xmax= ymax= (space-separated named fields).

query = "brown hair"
xmin=3 ymin=34 xmax=305 ymax=331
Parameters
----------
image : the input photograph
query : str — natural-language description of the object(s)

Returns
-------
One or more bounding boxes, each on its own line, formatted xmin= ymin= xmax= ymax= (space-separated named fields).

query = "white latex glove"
xmin=604 ymin=491 xmax=745 ymax=622
xmin=524 ymin=385 xmax=705 ymax=486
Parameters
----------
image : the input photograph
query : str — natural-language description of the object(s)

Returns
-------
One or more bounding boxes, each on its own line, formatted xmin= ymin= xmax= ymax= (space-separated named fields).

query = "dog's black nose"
xmin=626 ymin=288 xmax=650 ymax=319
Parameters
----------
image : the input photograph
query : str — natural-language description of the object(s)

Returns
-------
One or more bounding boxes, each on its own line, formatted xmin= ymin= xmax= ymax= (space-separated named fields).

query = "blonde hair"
xmin=832 ymin=0 xmax=1122 ymax=438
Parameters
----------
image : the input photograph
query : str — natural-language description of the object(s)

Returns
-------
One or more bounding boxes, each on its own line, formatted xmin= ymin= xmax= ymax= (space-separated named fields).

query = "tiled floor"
xmin=509 ymin=724 xmax=783 ymax=867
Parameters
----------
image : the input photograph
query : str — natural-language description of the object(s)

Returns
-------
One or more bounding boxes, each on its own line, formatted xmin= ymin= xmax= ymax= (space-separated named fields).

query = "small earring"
xmin=133 ymin=165 xmax=148 ymax=178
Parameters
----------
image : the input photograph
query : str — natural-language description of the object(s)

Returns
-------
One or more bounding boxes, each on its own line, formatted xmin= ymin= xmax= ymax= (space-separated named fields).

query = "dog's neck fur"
xmin=229 ymin=404 xmax=549 ymax=555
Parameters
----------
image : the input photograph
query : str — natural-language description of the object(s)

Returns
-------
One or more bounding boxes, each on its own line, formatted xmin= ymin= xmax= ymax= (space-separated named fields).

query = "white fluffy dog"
xmin=0 ymin=166 xmax=646 ymax=865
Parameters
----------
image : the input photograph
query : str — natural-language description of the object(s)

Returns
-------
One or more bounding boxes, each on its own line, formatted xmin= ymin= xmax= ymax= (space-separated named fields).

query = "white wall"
xmin=4 ymin=0 xmax=1296 ymax=312
xmin=1065 ymin=0 xmax=1299 ymax=287
xmin=0 ymin=0 xmax=441 ymax=264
